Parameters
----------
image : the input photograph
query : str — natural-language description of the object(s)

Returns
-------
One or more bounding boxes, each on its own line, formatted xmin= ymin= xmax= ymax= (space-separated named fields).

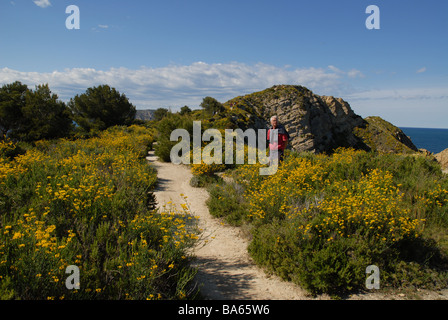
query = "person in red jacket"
xmin=267 ymin=116 xmax=290 ymax=163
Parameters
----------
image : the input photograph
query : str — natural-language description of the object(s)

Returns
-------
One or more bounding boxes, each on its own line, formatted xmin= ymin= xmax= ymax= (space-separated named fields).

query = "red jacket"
xmin=267 ymin=125 xmax=290 ymax=151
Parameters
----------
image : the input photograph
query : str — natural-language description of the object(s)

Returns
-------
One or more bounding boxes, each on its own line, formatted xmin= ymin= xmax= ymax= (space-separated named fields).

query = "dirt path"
xmin=146 ymin=151 xmax=315 ymax=300
xmin=146 ymin=151 xmax=448 ymax=300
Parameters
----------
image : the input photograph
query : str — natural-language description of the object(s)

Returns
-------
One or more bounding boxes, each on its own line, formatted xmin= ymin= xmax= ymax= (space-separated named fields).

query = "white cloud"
xmin=0 ymin=62 xmax=372 ymax=109
xmin=416 ymin=67 xmax=427 ymax=74
xmin=347 ymin=69 xmax=365 ymax=78
xmin=0 ymin=62 xmax=359 ymax=109
xmin=33 ymin=0 xmax=51 ymax=8
xmin=328 ymin=65 xmax=343 ymax=73
xmin=345 ymin=87 xmax=448 ymax=101
xmin=2 ymin=62 xmax=446 ymax=127
xmin=98 ymin=25 xmax=109 ymax=29
xmin=328 ymin=65 xmax=364 ymax=78
xmin=344 ymin=94 xmax=448 ymax=129
xmin=343 ymin=87 xmax=448 ymax=128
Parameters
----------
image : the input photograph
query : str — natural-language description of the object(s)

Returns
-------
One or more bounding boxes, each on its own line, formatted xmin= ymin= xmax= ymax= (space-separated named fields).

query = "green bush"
xmin=248 ymin=219 xmax=430 ymax=295
xmin=154 ymin=114 xmax=193 ymax=162
xmin=0 ymin=126 xmax=199 ymax=300
xmin=189 ymin=174 xmax=222 ymax=188
xmin=206 ymin=148 xmax=448 ymax=296
xmin=206 ymin=182 xmax=249 ymax=226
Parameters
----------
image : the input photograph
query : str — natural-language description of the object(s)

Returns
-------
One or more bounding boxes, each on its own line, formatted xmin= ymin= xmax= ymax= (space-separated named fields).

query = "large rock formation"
xmin=435 ymin=148 xmax=448 ymax=173
xmin=223 ymin=85 xmax=418 ymax=154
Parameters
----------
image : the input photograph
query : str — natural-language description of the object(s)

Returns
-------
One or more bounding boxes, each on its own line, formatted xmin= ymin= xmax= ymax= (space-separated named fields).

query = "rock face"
xmin=224 ymin=85 xmax=418 ymax=154
xmin=135 ymin=109 xmax=156 ymax=121
xmin=435 ymin=148 xmax=448 ymax=173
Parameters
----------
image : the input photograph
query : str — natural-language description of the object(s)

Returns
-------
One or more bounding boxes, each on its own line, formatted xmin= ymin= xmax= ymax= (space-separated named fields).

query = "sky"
xmin=1 ymin=0 xmax=447 ymax=128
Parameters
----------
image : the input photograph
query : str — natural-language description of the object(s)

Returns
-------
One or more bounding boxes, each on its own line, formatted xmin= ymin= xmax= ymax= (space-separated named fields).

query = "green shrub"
xmin=0 ymin=126 xmax=199 ymax=300
xmin=206 ymin=182 xmax=249 ymax=226
xmin=154 ymin=114 xmax=193 ymax=162
xmin=206 ymin=148 xmax=448 ymax=296
xmin=189 ymin=174 xmax=222 ymax=188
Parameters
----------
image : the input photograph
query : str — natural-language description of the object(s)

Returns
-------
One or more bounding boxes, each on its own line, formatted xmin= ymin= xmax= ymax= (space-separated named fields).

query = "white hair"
xmin=270 ymin=116 xmax=278 ymax=121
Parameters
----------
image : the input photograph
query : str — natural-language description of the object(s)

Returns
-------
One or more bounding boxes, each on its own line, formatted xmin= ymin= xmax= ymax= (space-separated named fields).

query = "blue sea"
xmin=400 ymin=127 xmax=448 ymax=154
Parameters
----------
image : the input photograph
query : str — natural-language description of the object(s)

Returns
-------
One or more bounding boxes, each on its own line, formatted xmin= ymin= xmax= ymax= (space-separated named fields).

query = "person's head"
xmin=270 ymin=116 xmax=278 ymax=128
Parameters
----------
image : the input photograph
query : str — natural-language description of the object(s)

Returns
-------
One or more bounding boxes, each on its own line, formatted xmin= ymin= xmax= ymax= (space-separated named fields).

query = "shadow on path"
xmin=192 ymin=256 xmax=260 ymax=300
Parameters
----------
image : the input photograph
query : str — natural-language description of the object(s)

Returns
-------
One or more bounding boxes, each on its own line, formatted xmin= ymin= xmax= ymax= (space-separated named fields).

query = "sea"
xmin=400 ymin=127 xmax=448 ymax=154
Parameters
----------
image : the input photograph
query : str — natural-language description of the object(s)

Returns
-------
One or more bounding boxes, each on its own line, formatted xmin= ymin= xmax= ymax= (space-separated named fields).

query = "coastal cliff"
xmin=223 ymin=85 xmax=418 ymax=154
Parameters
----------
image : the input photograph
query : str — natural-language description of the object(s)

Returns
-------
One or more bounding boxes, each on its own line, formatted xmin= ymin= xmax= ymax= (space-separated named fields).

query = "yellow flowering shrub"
xmin=209 ymin=147 xmax=448 ymax=295
xmin=0 ymin=126 xmax=198 ymax=300
xmin=191 ymin=161 xmax=226 ymax=176
xmin=295 ymin=169 xmax=425 ymax=243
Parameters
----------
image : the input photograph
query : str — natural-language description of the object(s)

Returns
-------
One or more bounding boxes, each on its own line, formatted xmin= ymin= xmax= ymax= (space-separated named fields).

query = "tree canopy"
xmin=1 ymin=82 xmax=73 ymax=141
xmin=179 ymin=105 xmax=192 ymax=115
xmin=200 ymin=96 xmax=224 ymax=116
xmin=153 ymin=108 xmax=170 ymax=122
xmin=0 ymin=81 xmax=28 ymax=138
xmin=68 ymin=85 xmax=136 ymax=132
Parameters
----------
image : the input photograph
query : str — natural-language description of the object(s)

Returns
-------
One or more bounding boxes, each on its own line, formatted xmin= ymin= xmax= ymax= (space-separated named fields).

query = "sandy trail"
xmin=146 ymin=151 xmax=312 ymax=300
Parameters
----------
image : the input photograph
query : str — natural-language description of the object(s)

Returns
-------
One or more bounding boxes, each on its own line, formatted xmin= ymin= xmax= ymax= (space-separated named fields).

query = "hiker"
xmin=267 ymin=116 xmax=290 ymax=163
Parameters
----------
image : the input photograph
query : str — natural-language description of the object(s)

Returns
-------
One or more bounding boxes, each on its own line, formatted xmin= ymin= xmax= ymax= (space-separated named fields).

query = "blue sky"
xmin=1 ymin=0 xmax=447 ymax=128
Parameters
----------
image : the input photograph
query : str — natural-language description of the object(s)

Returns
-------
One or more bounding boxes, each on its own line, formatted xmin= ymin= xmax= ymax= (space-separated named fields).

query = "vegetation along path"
xmin=146 ymin=151 xmax=448 ymax=300
xmin=146 ymin=150 xmax=312 ymax=300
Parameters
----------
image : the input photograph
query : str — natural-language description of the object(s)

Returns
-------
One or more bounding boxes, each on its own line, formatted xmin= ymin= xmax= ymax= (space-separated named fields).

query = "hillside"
xmin=222 ymin=85 xmax=418 ymax=154
xmin=353 ymin=116 xmax=418 ymax=154
xmin=135 ymin=109 xmax=156 ymax=121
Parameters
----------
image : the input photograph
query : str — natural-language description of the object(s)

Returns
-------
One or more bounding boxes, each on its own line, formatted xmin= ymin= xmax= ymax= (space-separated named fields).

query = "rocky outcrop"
xmin=224 ymin=85 xmax=418 ymax=154
xmin=135 ymin=109 xmax=156 ymax=121
xmin=435 ymin=148 xmax=448 ymax=173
